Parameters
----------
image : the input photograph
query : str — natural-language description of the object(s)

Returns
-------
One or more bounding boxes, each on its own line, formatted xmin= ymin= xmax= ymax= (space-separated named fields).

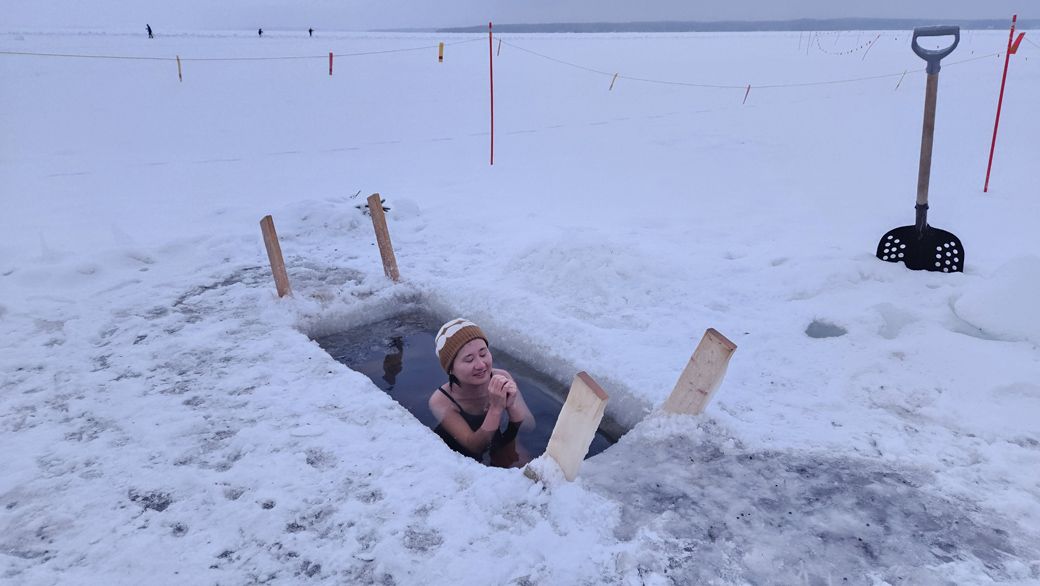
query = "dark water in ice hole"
xmin=313 ymin=313 xmax=616 ymax=463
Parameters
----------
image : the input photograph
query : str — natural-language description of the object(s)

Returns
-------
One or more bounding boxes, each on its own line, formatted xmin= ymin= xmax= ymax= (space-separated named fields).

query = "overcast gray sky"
xmin=6 ymin=0 xmax=1030 ymax=31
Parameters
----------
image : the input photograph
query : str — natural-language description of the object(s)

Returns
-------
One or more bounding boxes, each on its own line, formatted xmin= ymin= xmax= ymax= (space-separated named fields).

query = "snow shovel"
xmin=876 ymin=26 xmax=963 ymax=273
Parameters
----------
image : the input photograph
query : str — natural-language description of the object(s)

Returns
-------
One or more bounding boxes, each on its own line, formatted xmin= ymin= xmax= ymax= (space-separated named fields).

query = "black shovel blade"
xmin=876 ymin=226 xmax=964 ymax=273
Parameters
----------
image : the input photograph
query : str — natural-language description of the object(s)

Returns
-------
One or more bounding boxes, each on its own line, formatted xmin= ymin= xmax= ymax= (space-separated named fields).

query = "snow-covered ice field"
xmin=2 ymin=28 xmax=1039 ymax=584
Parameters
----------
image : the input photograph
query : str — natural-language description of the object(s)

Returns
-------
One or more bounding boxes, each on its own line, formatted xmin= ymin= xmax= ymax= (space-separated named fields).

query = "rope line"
xmin=499 ymin=38 xmax=1002 ymax=90
xmin=0 ymin=51 xmax=170 ymax=61
xmin=497 ymin=40 xmax=615 ymax=77
xmin=498 ymin=40 xmax=740 ymax=88
xmin=0 ymin=38 xmax=482 ymax=62
xmin=755 ymin=52 xmax=1002 ymax=89
xmin=0 ymin=37 xmax=1009 ymax=90
xmin=812 ymin=32 xmax=880 ymax=56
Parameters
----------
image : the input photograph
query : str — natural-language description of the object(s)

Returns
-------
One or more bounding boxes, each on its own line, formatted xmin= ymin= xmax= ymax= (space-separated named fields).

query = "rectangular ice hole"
xmin=312 ymin=310 xmax=618 ymax=466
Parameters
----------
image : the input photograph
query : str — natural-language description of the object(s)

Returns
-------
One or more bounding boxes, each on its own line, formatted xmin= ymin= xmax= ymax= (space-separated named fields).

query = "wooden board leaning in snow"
xmin=661 ymin=328 xmax=737 ymax=415
xmin=544 ymin=371 xmax=609 ymax=482
xmin=260 ymin=214 xmax=292 ymax=298
xmin=367 ymin=193 xmax=400 ymax=282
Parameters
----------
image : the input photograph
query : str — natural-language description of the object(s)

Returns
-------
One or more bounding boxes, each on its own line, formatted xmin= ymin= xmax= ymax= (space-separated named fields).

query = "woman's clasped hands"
xmin=489 ymin=374 xmax=518 ymax=409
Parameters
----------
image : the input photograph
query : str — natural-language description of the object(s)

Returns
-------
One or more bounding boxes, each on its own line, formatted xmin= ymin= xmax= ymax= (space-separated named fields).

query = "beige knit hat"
xmin=434 ymin=318 xmax=488 ymax=373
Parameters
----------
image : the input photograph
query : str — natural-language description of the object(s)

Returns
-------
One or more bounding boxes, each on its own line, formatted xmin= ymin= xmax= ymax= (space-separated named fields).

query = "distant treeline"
xmin=430 ymin=18 xmax=1034 ymax=33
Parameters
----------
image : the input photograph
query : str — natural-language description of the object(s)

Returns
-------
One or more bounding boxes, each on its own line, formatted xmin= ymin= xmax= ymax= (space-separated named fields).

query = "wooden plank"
xmin=661 ymin=328 xmax=736 ymax=415
xmin=260 ymin=215 xmax=291 ymax=298
xmin=366 ymin=193 xmax=400 ymax=282
xmin=544 ymin=371 xmax=609 ymax=481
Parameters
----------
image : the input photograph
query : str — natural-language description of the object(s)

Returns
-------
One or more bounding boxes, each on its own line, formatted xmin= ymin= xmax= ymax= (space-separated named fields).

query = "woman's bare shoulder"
xmin=429 ymin=385 xmax=450 ymax=407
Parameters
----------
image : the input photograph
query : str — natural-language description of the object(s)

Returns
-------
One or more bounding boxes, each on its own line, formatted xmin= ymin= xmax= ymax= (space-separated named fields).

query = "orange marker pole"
xmin=438 ymin=42 xmax=444 ymax=62
xmin=329 ymin=51 xmax=333 ymax=76
xmin=489 ymin=21 xmax=494 ymax=166
xmin=176 ymin=55 xmax=182 ymax=82
xmin=985 ymin=15 xmax=1019 ymax=192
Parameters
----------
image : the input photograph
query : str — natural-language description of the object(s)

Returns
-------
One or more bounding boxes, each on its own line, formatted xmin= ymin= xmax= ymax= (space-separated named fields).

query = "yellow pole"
xmin=438 ymin=42 xmax=444 ymax=62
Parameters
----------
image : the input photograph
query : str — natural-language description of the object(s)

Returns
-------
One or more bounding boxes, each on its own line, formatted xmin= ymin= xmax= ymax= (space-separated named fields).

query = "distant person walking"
xmin=146 ymin=24 xmax=153 ymax=38
xmin=308 ymin=28 xmax=314 ymax=37
xmin=258 ymin=28 xmax=263 ymax=37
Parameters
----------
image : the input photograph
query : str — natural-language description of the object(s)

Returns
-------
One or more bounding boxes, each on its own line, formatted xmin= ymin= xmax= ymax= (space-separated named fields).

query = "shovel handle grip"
xmin=912 ymin=26 xmax=960 ymax=74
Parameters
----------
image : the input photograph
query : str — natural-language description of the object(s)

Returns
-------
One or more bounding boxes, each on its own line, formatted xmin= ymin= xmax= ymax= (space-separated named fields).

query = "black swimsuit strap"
xmin=437 ymin=386 xmax=467 ymax=413
xmin=437 ymin=386 xmax=487 ymax=432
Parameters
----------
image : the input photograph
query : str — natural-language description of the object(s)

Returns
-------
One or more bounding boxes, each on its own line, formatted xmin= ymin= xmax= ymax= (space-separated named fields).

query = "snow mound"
xmin=955 ymin=256 xmax=1040 ymax=344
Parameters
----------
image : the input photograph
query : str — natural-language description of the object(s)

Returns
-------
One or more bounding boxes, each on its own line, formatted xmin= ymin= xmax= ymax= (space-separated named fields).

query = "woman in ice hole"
xmin=429 ymin=318 xmax=534 ymax=467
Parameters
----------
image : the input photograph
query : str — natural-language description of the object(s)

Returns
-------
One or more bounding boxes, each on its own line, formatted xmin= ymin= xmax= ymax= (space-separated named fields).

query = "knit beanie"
xmin=434 ymin=318 xmax=488 ymax=373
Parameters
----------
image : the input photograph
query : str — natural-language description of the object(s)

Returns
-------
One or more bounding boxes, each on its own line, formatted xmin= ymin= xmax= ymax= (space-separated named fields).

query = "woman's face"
xmin=451 ymin=338 xmax=492 ymax=385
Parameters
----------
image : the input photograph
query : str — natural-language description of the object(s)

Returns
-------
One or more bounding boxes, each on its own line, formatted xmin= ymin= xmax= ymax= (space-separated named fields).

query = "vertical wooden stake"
xmin=609 ymin=72 xmax=619 ymax=91
xmin=544 ymin=372 xmax=609 ymax=481
xmin=497 ymin=38 xmax=502 ymax=56
xmin=329 ymin=51 xmax=333 ymax=76
xmin=366 ymin=193 xmax=400 ymax=282
xmin=742 ymin=84 xmax=751 ymax=104
xmin=438 ymin=42 xmax=444 ymax=62
xmin=176 ymin=55 xmax=182 ymax=82
xmin=260 ymin=215 xmax=292 ymax=297
xmin=662 ymin=329 xmax=737 ymax=415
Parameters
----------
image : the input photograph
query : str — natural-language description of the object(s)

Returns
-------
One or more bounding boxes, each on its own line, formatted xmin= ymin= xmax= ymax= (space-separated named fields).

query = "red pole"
xmin=489 ymin=21 xmax=495 ymax=166
xmin=984 ymin=15 xmax=1017 ymax=193
xmin=329 ymin=52 xmax=333 ymax=76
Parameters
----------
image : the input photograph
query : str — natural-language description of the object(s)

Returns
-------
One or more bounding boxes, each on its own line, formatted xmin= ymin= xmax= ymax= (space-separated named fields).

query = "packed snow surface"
xmin=2 ymin=28 xmax=1039 ymax=584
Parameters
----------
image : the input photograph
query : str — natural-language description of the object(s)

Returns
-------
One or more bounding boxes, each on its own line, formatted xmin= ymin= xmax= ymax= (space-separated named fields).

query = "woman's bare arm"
xmin=429 ymin=390 xmax=503 ymax=455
